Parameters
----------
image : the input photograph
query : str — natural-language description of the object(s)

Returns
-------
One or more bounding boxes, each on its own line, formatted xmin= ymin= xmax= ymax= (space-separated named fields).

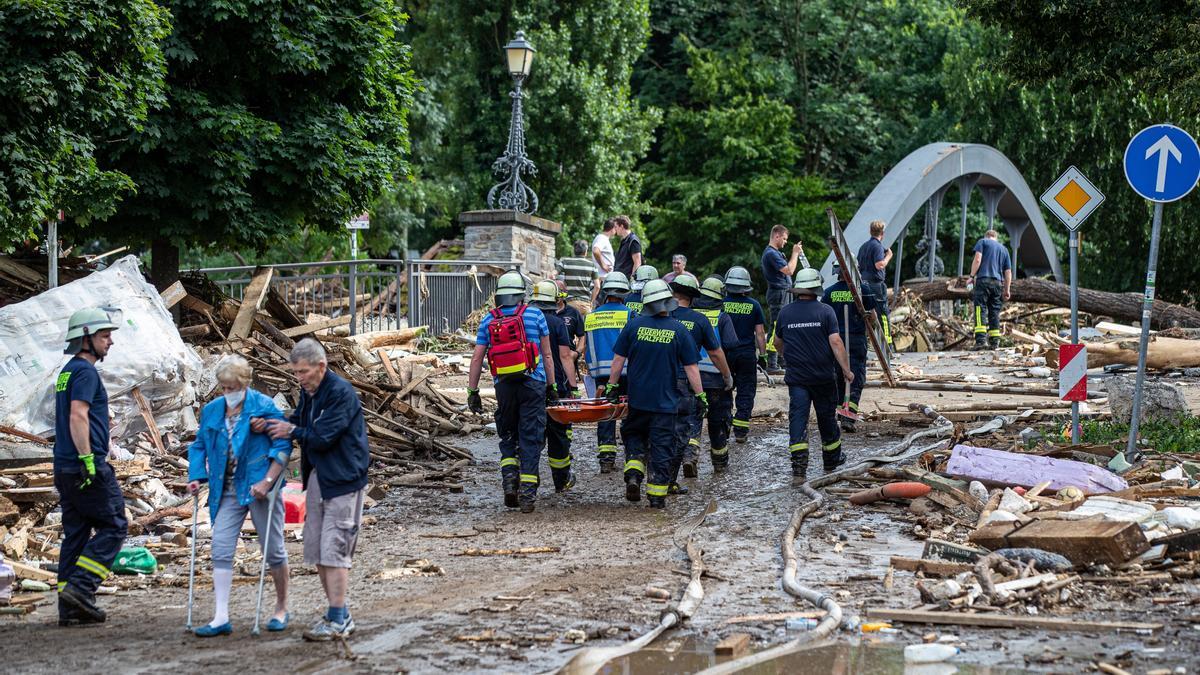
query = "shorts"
xmin=302 ymin=470 xmax=365 ymax=568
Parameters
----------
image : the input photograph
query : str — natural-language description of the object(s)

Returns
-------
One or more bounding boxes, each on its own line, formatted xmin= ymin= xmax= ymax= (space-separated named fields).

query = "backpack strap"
xmin=490 ymin=307 xmax=504 ymax=320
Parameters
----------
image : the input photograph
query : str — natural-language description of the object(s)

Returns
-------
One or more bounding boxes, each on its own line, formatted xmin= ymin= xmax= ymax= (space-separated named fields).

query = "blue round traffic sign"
xmin=1124 ymin=124 xmax=1200 ymax=202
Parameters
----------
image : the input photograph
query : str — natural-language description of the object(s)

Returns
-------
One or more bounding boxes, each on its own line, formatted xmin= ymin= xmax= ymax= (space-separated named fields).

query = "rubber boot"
xmin=501 ymin=469 xmax=519 ymax=509
xmin=822 ymin=449 xmax=847 ymax=473
xmin=553 ymin=469 xmax=576 ymax=494
xmin=840 ymin=418 xmax=857 ymax=433
xmin=970 ymin=341 xmax=989 ymax=352
xmin=710 ymin=447 xmax=729 ymax=473
xmin=989 ymin=337 xmax=1000 ymax=350
xmin=647 ymin=496 xmax=666 ymax=509
xmin=668 ymin=482 xmax=689 ymax=495
xmin=790 ymin=452 xmax=809 ymax=482
xmin=518 ymin=483 xmax=537 ymax=513
xmin=682 ymin=459 xmax=698 ymax=478
xmin=57 ymin=596 xmax=94 ymax=627
xmin=598 ymin=453 xmax=616 ymax=474
xmin=59 ymin=584 xmax=105 ymax=624
xmin=624 ymin=473 xmax=642 ymax=502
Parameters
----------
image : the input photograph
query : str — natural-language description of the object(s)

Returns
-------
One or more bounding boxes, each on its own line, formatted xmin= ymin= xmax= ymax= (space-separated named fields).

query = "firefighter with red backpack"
xmin=467 ymin=271 xmax=558 ymax=513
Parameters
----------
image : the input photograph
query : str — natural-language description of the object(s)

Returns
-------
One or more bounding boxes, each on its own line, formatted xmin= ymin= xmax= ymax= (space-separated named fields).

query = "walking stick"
xmin=251 ymin=477 xmax=284 ymax=636
xmin=186 ymin=492 xmax=199 ymax=631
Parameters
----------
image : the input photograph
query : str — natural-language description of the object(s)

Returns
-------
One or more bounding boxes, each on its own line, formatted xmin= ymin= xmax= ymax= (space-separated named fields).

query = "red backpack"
xmin=486 ymin=305 xmax=540 ymax=378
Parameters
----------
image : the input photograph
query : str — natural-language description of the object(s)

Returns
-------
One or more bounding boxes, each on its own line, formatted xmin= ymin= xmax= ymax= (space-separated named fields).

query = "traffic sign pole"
xmin=1125 ymin=201 xmax=1164 ymax=460
xmin=1069 ymin=231 xmax=1079 ymax=443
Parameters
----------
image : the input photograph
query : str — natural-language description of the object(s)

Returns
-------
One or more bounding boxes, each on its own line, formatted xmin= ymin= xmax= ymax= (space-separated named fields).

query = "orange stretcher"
xmin=546 ymin=397 xmax=629 ymax=425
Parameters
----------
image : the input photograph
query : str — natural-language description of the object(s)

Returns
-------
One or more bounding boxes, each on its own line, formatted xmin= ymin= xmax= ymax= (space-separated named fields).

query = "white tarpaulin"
xmin=0 ymin=255 xmax=203 ymax=440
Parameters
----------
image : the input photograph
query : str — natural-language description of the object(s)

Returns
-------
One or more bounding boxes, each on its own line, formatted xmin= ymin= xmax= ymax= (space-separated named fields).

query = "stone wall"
xmin=459 ymin=210 xmax=561 ymax=278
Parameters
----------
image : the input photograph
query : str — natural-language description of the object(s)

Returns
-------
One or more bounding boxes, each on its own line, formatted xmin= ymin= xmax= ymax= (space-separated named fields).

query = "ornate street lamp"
xmin=487 ymin=31 xmax=539 ymax=214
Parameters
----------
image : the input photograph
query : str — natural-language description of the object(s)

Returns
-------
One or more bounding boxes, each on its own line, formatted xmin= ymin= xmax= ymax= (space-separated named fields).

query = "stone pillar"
xmin=1003 ymin=217 xmax=1030 ymax=278
xmin=459 ymin=209 xmax=562 ymax=278
xmin=956 ymin=174 xmax=980 ymax=277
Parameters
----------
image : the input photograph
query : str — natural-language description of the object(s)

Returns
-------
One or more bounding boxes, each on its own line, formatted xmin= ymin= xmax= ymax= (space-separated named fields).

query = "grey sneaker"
xmin=303 ymin=615 xmax=355 ymax=641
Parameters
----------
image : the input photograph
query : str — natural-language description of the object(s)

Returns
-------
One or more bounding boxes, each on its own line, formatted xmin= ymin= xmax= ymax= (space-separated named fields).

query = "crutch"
xmin=251 ymin=476 xmax=285 ymax=636
xmin=185 ymin=492 xmax=199 ymax=631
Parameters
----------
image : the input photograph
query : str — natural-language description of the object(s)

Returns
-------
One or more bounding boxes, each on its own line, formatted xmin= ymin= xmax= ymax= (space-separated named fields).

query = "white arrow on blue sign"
xmin=1123 ymin=124 xmax=1200 ymax=202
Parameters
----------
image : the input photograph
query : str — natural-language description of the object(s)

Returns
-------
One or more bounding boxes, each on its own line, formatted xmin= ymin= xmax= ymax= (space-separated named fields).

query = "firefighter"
xmin=54 ymin=307 xmax=128 ymax=626
xmin=773 ymin=269 xmax=853 ymax=480
xmin=606 ymin=280 xmax=706 ymax=508
xmin=722 ymin=266 xmax=767 ymax=444
xmin=670 ymin=275 xmax=735 ymax=480
xmin=624 ymin=265 xmax=658 ymax=314
xmin=583 ymin=272 xmax=633 ymax=472
xmin=467 ymin=271 xmax=557 ymax=513
xmin=969 ymin=229 xmax=1013 ymax=350
xmin=822 ymin=258 xmax=875 ymax=432
xmin=530 ymin=281 xmax=579 ymax=492
xmin=690 ymin=275 xmax=739 ymax=471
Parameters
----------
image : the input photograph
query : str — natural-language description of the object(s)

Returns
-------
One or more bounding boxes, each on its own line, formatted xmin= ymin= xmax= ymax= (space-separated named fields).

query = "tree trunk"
xmin=903 ymin=277 xmax=1200 ymax=329
xmin=150 ymin=238 xmax=180 ymax=292
xmin=1047 ymin=337 xmax=1200 ymax=370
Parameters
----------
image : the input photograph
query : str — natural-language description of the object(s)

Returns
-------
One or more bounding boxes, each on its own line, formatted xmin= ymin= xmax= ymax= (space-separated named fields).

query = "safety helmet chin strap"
xmin=78 ymin=330 xmax=105 ymax=361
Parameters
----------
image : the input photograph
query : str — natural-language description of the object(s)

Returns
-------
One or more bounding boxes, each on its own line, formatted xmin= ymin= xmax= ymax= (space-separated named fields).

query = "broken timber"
xmin=827 ymin=207 xmax=895 ymax=386
xmin=228 ymin=266 xmax=274 ymax=339
xmin=865 ymin=608 xmax=1161 ymax=634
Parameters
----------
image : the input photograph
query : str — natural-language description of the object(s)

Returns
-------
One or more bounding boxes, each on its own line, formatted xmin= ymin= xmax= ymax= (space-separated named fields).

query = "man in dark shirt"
xmin=822 ymin=260 xmax=876 ymax=432
xmin=694 ymin=276 xmax=740 ymax=470
xmin=774 ymin=269 xmax=853 ymax=481
xmin=54 ymin=307 xmax=126 ymax=626
xmin=554 ymin=280 xmax=586 ymax=370
xmin=532 ymin=281 xmax=579 ymax=492
xmin=612 ymin=214 xmax=643 ymax=277
xmin=671 ymin=275 xmax=733 ymax=481
xmin=607 ymin=280 xmax=706 ymax=509
xmin=760 ymin=224 xmax=806 ymax=373
xmin=856 ymin=219 xmax=894 ymax=353
xmin=722 ymin=266 xmax=767 ymax=444
xmin=969 ymin=229 xmax=1013 ymax=350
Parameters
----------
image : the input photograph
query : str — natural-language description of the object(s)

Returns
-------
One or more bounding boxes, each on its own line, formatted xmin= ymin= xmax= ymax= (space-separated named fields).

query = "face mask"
xmin=223 ymin=389 xmax=246 ymax=408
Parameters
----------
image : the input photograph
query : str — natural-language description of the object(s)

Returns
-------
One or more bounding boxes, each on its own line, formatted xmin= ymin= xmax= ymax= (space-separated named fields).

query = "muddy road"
xmin=4 ymin=357 xmax=1200 ymax=673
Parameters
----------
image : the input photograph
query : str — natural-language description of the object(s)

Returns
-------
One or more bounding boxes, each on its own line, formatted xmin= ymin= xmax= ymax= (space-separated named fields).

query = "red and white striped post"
xmin=1059 ymin=344 xmax=1087 ymax=439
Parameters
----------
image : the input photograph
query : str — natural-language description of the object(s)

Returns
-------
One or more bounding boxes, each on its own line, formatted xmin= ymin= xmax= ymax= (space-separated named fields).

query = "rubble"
xmin=1105 ymin=375 xmax=1189 ymax=423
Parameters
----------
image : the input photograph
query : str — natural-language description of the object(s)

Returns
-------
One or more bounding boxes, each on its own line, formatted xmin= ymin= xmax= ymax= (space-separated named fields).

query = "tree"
xmin=400 ymin=0 xmax=659 ymax=252
xmin=643 ymin=42 xmax=844 ymax=282
xmin=0 ymin=0 xmax=169 ymax=243
xmin=82 ymin=0 xmax=415 ymax=286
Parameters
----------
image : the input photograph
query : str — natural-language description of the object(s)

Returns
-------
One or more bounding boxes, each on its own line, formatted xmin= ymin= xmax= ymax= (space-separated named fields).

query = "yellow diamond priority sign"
xmin=1041 ymin=166 xmax=1105 ymax=231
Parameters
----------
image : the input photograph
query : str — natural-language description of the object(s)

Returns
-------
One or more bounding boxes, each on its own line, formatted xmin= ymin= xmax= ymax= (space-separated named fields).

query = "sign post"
xmin=346 ymin=214 xmax=371 ymax=335
xmin=1121 ymin=124 xmax=1200 ymax=460
xmin=1040 ymin=166 xmax=1104 ymax=443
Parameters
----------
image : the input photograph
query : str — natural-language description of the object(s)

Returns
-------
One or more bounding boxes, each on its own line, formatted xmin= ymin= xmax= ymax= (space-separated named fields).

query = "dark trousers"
xmin=788 ymin=381 xmax=842 ymax=464
xmin=546 ymin=418 xmax=573 ymax=489
xmin=867 ymin=281 xmax=892 ymax=349
xmin=54 ymin=463 xmax=128 ymax=595
xmin=729 ymin=348 xmax=757 ymax=436
xmin=621 ymin=407 xmax=676 ymax=498
xmin=973 ymin=278 xmax=1003 ymax=344
xmin=766 ymin=288 xmax=789 ymax=368
xmin=597 ymin=376 xmax=627 ymax=460
xmin=668 ymin=380 xmax=697 ymax=482
xmin=688 ymin=386 xmax=733 ymax=460
xmin=495 ymin=376 xmax=547 ymax=491
xmin=836 ymin=333 xmax=869 ymax=412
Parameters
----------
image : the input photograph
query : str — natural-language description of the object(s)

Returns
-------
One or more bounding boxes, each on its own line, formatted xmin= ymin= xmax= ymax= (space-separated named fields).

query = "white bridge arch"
xmin=821 ymin=142 xmax=1064 ymax=289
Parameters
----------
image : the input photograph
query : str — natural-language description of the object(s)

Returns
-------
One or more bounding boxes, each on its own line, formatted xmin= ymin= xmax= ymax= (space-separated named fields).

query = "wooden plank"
xmin=159 ymin=280 xmax=187 ymax=309
xmin=179 ymin=293 xmax=215 ymax=314
xmin=8 ymin=560 xmax=56 ymax=582
xmin=377 ymin=349 xmax=401 ymax=385
xmin=130 ymin=387 xmax=166 ymax=455
xmin=0 ymin=487 xmax=58 ymax=503
xmin=1160 ymin=528 xmax=1200 ymax=555
xmin=0 ymin=256 xmax=45 ymax=291
xmin=229 ymin=266 xmax=275 ymax=339
xmin=969 ymin=518 xmax=1149 ymax=565
xmin=826 ymin=208 xmax=895 ymax=386
xmin=0 ymin=425 xmax=50 ymax=445
xmin=714 ymin=633 xmax=752 ymax=657
xmin=177 ymin=324 xmax=211 ymax=339
xmin=865 ymin=608 xmax=1162 ymax=633
xmin=264 ymin=285 xmax=304 ymax=328
xmin=889 ymin=556 xmax=973 ymax=577
xmin=281 ymin=315 xmax=351 ymax=338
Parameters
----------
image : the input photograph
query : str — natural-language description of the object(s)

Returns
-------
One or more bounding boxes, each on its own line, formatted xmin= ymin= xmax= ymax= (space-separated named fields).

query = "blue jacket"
xmin=585 ymin=300 xmax=632 ymax=379
xmin=188 ymin=389 xmax=292 ymax=522
xmin=289 ymin=370 xmax=370 ymax=499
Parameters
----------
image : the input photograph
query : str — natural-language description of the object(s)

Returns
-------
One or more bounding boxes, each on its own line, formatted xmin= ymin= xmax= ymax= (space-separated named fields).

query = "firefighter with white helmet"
xmin=529 ymin=280 xmax=578 ymax=493
xmin=583 ymin=272 xmax=633 ymax=472
xmin=722 ymin=266 xmax=767 ymax=444
xmin=624 ymin=265 xmax=658 ymax=314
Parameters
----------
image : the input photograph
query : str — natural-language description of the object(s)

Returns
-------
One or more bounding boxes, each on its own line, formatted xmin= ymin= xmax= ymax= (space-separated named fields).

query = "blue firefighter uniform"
xmin=541 ymin=309 xmax=577 ymax=491
xmin=774 ymin=298 xmax=844 ymax=477
xmin=691 ymin=300 xmax=738 ymax=468
xmin=722 ymin=294 xmax=765 ymax=441
xmin=624 ymin=290 xmax=644 ymax=315
xmin=53 ymin=356 xmax=128 ymax=618
xmin=671 ymin=305 xmax=725 ymax=478
xmin=477 ymin=306 xmax=550 ymax=501
xmin=822 ymin=279 xmax=875 ymax=419
xmin=585 ymin=300 xmax=632 ymax=468
xmin=612 ymin=314 xmax=699 ymax=505
xmin=972 ymin=237 xmax=1012 ymax=348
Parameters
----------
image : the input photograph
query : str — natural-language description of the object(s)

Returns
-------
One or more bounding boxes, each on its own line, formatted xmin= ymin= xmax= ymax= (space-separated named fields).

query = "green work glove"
xmin=546 ymin=383 xmax=560 ymax=405
xmin=604 ymin=381 xmax=620 ymax=404
xmin=694 ymin=391 xmax=709 ymax=419
xmin=78 ymin=453 xmax=97 ymax=491
xmin=467 ymin=387 xmax=483 ymax=414
xmin=757 ymin=354 xmax=768 ymax=369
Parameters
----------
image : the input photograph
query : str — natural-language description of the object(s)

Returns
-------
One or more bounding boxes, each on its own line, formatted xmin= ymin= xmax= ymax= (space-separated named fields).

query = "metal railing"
xmin=407 ymin=259 xmax=520 ymax=336
xmin=196 ymin=259 xmax=405 ymax=335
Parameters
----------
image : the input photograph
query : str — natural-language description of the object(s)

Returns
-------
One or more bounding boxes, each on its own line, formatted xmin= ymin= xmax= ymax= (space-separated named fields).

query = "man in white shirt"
xmin=592 ymin=218 xmax=616 ymax=280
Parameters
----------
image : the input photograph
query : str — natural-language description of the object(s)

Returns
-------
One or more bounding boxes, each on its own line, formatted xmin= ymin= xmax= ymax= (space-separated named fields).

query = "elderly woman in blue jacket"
xmin=187 ymin=355 xmax=293 ymax=637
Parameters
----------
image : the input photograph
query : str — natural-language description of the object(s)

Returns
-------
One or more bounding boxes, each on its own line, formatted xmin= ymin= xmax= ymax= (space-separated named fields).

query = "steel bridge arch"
xmin=820 ymin=142 xmax=1064 ymax=285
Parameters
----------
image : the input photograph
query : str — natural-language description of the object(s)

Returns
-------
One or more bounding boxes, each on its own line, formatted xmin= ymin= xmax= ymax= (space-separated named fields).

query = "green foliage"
xmin=0 ymin=0 xmax=169 ymax=242
xmin=1081 ymin=414 xmax=1200 ymax=456
xmin=84 ymin=0 xmax=415 ymax=258
xmin=401 ymin=0 xmax=659 ymax=252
